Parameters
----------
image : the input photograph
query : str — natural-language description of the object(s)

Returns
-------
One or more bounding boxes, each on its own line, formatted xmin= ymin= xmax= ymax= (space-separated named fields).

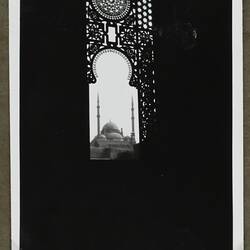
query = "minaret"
xmin=97 ymin=94 xmax=100 ymax=136
xmin=131 ymin=97 xmax=135 ymax=143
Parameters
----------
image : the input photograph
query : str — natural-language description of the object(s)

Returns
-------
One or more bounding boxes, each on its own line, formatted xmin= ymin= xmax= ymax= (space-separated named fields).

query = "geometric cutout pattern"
xmin=86 ymin=0 xmax=156 ymax=141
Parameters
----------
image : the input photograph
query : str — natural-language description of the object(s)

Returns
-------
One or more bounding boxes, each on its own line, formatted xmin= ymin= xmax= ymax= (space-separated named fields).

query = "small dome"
xmin=98 ymin=134 xmax=106 ymax=140
xmin=106 ymin=132 xmax=123 ymax=140
xmin=101 ymin=121 xmax=121 ymax=135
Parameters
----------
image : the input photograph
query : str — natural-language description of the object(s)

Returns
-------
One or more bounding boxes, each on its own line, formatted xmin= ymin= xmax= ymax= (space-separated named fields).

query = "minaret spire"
xmin=97 ymin=93 xmax=100 ymax=136
xmin=131 ymin=97 xmax=135 ymax=143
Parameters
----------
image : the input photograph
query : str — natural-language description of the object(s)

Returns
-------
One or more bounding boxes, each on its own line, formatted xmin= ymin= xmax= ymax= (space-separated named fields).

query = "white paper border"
xmin=9 ymin=0 xmax=20 ymax=248
xmin=233 ymin=0 xmax=244 ymax=248
xmin=9 ymin=0 xmax=244 ymax=249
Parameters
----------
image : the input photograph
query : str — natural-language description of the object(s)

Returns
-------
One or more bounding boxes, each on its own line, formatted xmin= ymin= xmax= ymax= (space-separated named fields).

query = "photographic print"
xmin=9 ymin=0 xmax=243 ymax=249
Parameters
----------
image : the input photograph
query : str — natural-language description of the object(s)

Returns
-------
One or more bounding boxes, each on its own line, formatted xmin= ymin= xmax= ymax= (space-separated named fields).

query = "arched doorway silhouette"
xmin=89 ymin=50 xmax=140 ymax=160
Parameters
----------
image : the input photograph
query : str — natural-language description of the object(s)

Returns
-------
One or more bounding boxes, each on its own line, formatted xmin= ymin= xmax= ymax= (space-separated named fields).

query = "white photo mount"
xmin=9 ymin=0 xmax=244 ymax=249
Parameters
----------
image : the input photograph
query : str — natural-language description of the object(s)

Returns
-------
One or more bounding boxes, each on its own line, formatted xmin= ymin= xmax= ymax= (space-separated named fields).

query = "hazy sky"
xmin=89 ymin=51 xmax=140 ymax=142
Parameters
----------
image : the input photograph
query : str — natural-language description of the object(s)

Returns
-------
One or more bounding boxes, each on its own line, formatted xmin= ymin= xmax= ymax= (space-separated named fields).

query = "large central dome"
xmin=101 ymin=121 xmax=121 ymax=135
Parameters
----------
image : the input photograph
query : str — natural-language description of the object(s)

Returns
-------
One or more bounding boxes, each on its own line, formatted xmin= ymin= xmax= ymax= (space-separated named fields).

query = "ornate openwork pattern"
xmin=137 ymin=0 xmax=153 ymax=29
xmin=92 ymin=0 xmax=131 ymax=20
xmin=86 ymin=0 xmax=156 ymax=142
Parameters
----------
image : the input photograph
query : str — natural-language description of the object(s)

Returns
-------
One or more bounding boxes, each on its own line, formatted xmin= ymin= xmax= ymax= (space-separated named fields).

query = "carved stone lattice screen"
xmin=86 ymin=0 xmax=156 ymax=142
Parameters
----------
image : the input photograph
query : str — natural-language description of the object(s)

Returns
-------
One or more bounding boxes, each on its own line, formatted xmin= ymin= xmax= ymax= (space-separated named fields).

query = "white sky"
xmin=89 ymin=52 xmax=140 ymax=143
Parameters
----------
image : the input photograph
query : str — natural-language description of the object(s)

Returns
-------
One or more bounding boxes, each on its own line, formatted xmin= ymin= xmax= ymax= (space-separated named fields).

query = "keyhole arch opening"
xmin=89 ymin=49 xmax=140 ymax=144
xmin=92 ymin=49 xmax=133 ymax=82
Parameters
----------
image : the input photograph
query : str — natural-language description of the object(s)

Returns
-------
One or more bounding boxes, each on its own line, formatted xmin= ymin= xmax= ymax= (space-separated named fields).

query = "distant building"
xmin=90 ymin=95 xmax=136 ymax=160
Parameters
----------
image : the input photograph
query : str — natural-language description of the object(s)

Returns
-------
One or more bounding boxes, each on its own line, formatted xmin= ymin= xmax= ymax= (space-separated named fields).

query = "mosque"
xmin=90 ymin=95 xmax=137 ymax=160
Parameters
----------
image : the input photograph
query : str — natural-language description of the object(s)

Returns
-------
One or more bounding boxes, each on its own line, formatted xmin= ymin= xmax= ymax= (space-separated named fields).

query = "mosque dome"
xmin=106 ymin=132 xmax=123 ymax=140
xmin=98 ymin=134 xmax=107 ymax=140
xmin=101 ymin=121 xmax=121 ymax=135
xmin=100 ymin=121 xmax=124 ymax=141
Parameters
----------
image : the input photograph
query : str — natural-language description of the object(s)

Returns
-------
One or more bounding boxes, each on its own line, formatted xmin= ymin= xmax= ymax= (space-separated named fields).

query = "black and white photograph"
xmin=8 ymin=0 xmax=243 ymax=249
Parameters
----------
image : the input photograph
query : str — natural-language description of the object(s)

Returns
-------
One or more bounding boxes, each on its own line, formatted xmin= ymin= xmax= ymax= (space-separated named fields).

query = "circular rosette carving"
xmin=92 ymin=0 xmax=131 ymax=20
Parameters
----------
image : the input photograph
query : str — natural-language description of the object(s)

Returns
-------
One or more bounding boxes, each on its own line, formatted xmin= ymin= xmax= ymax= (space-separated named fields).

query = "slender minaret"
xmin=131 ymin=97 xmax=135 ymax=143
xmin=97 ymin=94 xmax=100 ymax=136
